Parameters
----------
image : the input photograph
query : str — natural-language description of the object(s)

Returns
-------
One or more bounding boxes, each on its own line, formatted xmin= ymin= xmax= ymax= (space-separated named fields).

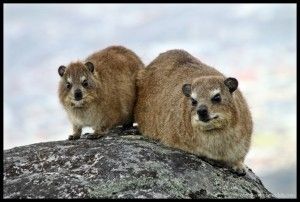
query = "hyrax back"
xmin=134 ymin=49 xmax=252 ymax=174
xmin=58 ymin=46 xmax=144 ymax=140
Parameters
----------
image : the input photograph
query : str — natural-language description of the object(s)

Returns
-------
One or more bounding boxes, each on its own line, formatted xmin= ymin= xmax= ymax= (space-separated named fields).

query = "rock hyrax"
xmin=134 ymin=49 xmax=252 ymax=174
xmin=58 ymin=46 xmax=144 ymax=140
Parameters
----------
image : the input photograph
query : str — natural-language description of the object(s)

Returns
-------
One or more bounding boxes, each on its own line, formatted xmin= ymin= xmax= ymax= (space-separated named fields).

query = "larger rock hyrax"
xmin=134 ymin=49 xmax=252 ymax=174
xmin=58 ymin=46 xmax=144 ymax=140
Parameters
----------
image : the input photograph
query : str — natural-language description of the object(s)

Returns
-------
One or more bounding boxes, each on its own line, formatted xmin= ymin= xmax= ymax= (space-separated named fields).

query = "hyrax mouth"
xmin=192 ymin=113 xmax=223 ymax=131
xmin=199 ymin=115 xmax=219 ymax=123
xmin=202 ymin=115 xmax=226 ymax=131
xmin=70 ymin=100 xmax=85 ymax=108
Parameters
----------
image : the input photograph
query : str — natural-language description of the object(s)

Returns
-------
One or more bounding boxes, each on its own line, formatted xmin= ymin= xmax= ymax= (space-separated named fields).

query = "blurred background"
xmin=4 ymin=4 xmax=296 ymax=198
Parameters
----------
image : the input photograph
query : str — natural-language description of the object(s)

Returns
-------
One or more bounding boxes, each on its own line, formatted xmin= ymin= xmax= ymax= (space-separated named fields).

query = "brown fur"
xmin=134 ymin=49 xmax=252 ymax=173
xmin=58 ymin=46 xmax=144 ymax=140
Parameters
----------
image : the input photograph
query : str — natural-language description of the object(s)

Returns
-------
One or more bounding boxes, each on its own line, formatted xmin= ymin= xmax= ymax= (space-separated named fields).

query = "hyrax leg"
xmin=84 ymin=125 xmax=109 ymax=140
xmin=230 ymin=160 xmax=247 ymax=176
xmin=68 ymin=125 xmax=82 ymax=140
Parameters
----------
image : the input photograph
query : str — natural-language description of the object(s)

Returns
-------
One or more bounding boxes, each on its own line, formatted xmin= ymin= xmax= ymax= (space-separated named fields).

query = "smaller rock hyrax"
xmin=58 ymin=46 xmax=144 ymax=140
xmin=134 ymin=49 xmax=252 ymax=174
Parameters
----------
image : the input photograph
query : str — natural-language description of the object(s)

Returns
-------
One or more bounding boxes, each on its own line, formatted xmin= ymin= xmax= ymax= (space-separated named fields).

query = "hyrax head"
xmin=58 ymin=61 xmax=97 ymax=108
xmin=182 ymin=76 xmax=239 ymax=131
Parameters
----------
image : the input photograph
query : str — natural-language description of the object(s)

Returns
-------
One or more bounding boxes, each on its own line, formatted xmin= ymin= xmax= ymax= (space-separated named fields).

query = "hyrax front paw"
xmin=231 ymin=161 xmax=247 ymax=176
xmin=83 ymin=133 xmax=105 ymax=139
xmin=68 ymin=134 xmax=81 ymax=140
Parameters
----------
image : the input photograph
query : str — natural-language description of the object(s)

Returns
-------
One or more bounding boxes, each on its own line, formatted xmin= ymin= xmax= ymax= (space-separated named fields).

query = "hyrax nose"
xmin=74 ymin=89 xmax=82 ymax=101
xmin=197 ymin=105 xmax=208 ymax=117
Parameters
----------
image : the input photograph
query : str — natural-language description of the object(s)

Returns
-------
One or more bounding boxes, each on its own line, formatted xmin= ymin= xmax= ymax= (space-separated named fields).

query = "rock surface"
xmin=3 ymin=127 xmax=274 ymax=199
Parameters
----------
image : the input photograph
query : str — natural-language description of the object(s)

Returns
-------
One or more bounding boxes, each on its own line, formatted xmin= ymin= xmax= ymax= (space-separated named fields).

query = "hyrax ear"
xmin=182 ymin=84 xmax=192 ymax=97
xmin=58 ymin=65 xmax=66 ymax=77
xmin=224 ymin=77 xmax=238 ymax=93
xmin=85 ymin=62 xmax=94 ymax=73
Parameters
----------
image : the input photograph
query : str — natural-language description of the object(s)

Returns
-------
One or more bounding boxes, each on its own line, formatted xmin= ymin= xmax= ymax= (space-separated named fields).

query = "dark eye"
xmin=82 ymin=80 xmax=88 ymax=88
xmin=191 ymin=98 xmax=198 ymax=106
xmin=66 ymin=82 xmax=72 ymax=89
xmin=212 ymin=93 xmax=222 ymax=103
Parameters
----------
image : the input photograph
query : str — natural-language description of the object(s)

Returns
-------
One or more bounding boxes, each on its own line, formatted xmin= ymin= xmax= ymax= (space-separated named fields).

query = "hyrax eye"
xmin=82 ymin=80 xmax=88 ymax=88
xmin=66 ymin=82 xmax=72 ymax=89
xmin=212 ymin=93 xmax=222 ymax=103
xmin=191 ymin=98 xmax=198 ymax=106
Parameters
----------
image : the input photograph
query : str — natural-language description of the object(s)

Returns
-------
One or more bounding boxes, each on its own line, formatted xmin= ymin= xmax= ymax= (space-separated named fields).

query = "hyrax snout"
xmin=58 ymin=46 xmax=144 ymax=140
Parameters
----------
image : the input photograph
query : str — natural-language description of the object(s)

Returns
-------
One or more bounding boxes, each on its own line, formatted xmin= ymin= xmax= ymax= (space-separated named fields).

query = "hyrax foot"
xmin=82 ymin=127 xmax=109 ymax=139
xmin=69 ymin=126 xmax=82 ymax=140
xmin=230 ymin=161 xmax=247 ymax=176
xmin=68 ymin=134 xmax=81 ymax=140
xmin=83 ymin=133 xmax=105 ymax=139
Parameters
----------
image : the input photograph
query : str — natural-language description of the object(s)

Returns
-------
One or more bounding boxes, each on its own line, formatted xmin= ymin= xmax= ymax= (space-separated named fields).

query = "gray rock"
xmin=3 ymin=127 xmax=274 ymax=199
